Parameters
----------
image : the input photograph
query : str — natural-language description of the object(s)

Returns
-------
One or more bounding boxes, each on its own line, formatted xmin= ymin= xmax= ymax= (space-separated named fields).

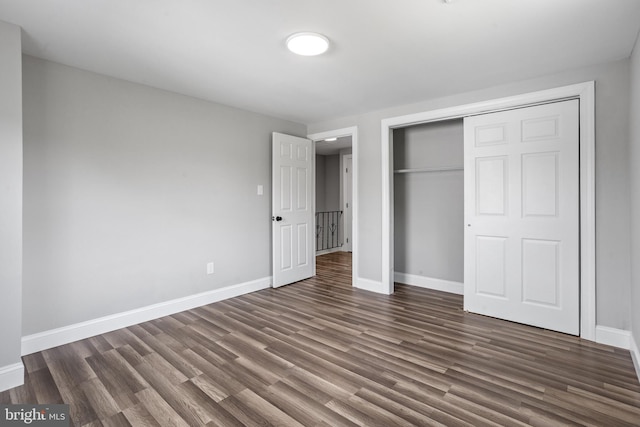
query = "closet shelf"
xmin=394 ymin=166 xmax=463 ymax=174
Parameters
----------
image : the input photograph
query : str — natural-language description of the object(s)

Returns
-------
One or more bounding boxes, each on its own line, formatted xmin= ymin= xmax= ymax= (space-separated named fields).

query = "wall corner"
xmin=0 ymin=19 xmax=24 ymax=392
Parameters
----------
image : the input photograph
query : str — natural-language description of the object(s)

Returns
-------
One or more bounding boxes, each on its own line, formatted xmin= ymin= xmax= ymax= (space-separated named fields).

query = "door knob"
xmin=272 ymin=216 xmax=283 ymax=222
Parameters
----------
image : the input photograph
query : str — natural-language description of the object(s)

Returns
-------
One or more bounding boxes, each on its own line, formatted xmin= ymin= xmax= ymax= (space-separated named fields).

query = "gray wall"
xmin=393 ymin=120 xmax=464 ymax=282
xmin=630 ymin=33 xmax=640 ymax=353
xmin=315 ymin=154 xmax=340 ymax=212
xmin=309 ymin=58 xmax=632 ymax=330
xmin=315 ymin=154 xmax=326 ymax=211
xmin=0 ymin=21 xmax=23 ymax=376
xmin=22 ymin=56 xmax=305 ymax=335
xmin=324 ymin=155 xmax=340 ymax=212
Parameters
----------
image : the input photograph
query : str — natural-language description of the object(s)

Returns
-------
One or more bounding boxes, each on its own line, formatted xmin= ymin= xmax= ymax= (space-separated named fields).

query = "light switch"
xmin=257 ymin=185 xmax=264 ymax=195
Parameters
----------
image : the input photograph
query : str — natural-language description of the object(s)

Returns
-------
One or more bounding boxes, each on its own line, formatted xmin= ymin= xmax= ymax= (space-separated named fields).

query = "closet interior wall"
xmin=393 ymin=119 xmax=464 ymax=286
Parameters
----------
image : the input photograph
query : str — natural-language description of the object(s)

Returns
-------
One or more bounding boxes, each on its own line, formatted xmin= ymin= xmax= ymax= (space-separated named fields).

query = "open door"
xmin=272 ymin=132 xmax=314 ymax=287
xmin=463 ymin=100 xmax=579 ymax=335
xmin=343 ymin=154 xmax=353 ymax=252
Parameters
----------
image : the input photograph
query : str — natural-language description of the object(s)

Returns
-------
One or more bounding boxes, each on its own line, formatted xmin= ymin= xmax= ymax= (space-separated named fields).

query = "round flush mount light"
xmin=286 ymin=32 xmax=330 ymax=56
xmin=325 ymin=137 xmax=337 ymax=142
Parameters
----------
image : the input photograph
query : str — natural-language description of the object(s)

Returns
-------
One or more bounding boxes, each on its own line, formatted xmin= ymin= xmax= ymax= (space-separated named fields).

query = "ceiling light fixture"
xmin=286 ymin=32 xmax=330 ymax=56
xmin=324 ymin=137 xmax=338 ymax=142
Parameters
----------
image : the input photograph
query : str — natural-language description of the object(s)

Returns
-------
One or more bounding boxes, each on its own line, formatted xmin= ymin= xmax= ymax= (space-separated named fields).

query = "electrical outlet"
xmin=207 ymin=262 xmax=214 ymax=275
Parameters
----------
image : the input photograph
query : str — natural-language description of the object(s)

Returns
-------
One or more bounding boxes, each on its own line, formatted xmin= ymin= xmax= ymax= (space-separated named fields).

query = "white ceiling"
xmin=315 ymin=136 xmax=352 ymax=156
xmin=1 ymin=0 xmax=639 ymax=124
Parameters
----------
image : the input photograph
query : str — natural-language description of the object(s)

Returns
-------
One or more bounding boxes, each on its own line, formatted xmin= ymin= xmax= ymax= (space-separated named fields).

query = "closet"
xmin=393 ymin=119 xmax=464 ymax=291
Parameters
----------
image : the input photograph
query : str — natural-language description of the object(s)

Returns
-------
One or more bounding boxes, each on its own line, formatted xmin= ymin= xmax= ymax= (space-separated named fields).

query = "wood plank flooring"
xmin=2 ymin=252 xmax=640 ymax=426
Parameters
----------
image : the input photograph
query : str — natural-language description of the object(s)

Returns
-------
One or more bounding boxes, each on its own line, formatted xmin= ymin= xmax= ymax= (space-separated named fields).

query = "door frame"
xmin=380 ymin=82 xmax=595 ymax=341
xmin=308 ymin=127 xmax=358 ymax=284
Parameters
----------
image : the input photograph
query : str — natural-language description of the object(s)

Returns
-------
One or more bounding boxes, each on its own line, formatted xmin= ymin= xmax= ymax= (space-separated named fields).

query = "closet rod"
xmin=394 ymin=166 xmax=463 ymax=174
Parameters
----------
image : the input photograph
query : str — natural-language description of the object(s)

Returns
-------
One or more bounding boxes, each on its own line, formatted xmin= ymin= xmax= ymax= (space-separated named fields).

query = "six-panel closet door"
xmin=463 ymin=99 xmax=580 ymax=335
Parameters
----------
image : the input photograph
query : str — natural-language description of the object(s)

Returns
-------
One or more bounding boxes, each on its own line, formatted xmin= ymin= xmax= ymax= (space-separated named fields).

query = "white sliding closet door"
xmin=463 ymin=100 xmax=579 ymax=335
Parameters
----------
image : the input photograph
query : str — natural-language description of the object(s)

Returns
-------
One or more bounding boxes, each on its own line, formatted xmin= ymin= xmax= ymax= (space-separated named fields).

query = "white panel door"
xmin=344 ymin=155 xmax=353 ymax=252
xmin=272 ymin=132 xmax=314 ymax=287
xmin=464 ymin=100 xmax=579 ymax=335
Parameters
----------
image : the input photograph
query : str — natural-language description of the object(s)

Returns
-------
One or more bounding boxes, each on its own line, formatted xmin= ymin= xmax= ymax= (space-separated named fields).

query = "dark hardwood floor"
xmin=2 ymin=251 xmax=640 ymax=426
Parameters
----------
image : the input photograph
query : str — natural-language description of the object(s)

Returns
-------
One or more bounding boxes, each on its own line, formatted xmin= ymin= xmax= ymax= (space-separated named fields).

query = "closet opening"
xmin=380 ymin=82 xmax=595 ymax=339
xmin=393 ymin=119 xmax=464 ymax=295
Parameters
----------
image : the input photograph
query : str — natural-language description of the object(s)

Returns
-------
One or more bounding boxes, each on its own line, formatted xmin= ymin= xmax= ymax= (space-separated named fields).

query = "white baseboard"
xmin=315 ymin=247 xmax=343 ymax=256
xmin=595 ymin=325 xmax=632 ymax=349
xmin=0 ymin=362 xmax=24 ymax=392
xmin=354 ymin=277 xmax=385 ymax=294
xmin=630 ymin=334 xmax=640 ymax=386
xmin=22 ymin=276 xmax=272 ymax=356
xmin=394 ymin=272 xmax=464 ymax=295
xmin=593 ymin=325 xmax=640 ymax=383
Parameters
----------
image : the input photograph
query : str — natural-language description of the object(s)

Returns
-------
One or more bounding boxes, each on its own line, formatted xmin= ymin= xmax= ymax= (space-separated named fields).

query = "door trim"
xmin=308 ymin=127 xmax=359 ymax=286
xmin=380 ymin=82 xmax=595 ymax=341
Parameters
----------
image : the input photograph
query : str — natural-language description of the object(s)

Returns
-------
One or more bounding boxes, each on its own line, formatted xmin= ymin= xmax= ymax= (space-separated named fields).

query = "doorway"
xmin=315 ymin=136 xmax=351 ymax=255
xmin=381 ymin=82 xmax=596 ymax=340
xmin=308 ymin=127 xmax=358 ymax=287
